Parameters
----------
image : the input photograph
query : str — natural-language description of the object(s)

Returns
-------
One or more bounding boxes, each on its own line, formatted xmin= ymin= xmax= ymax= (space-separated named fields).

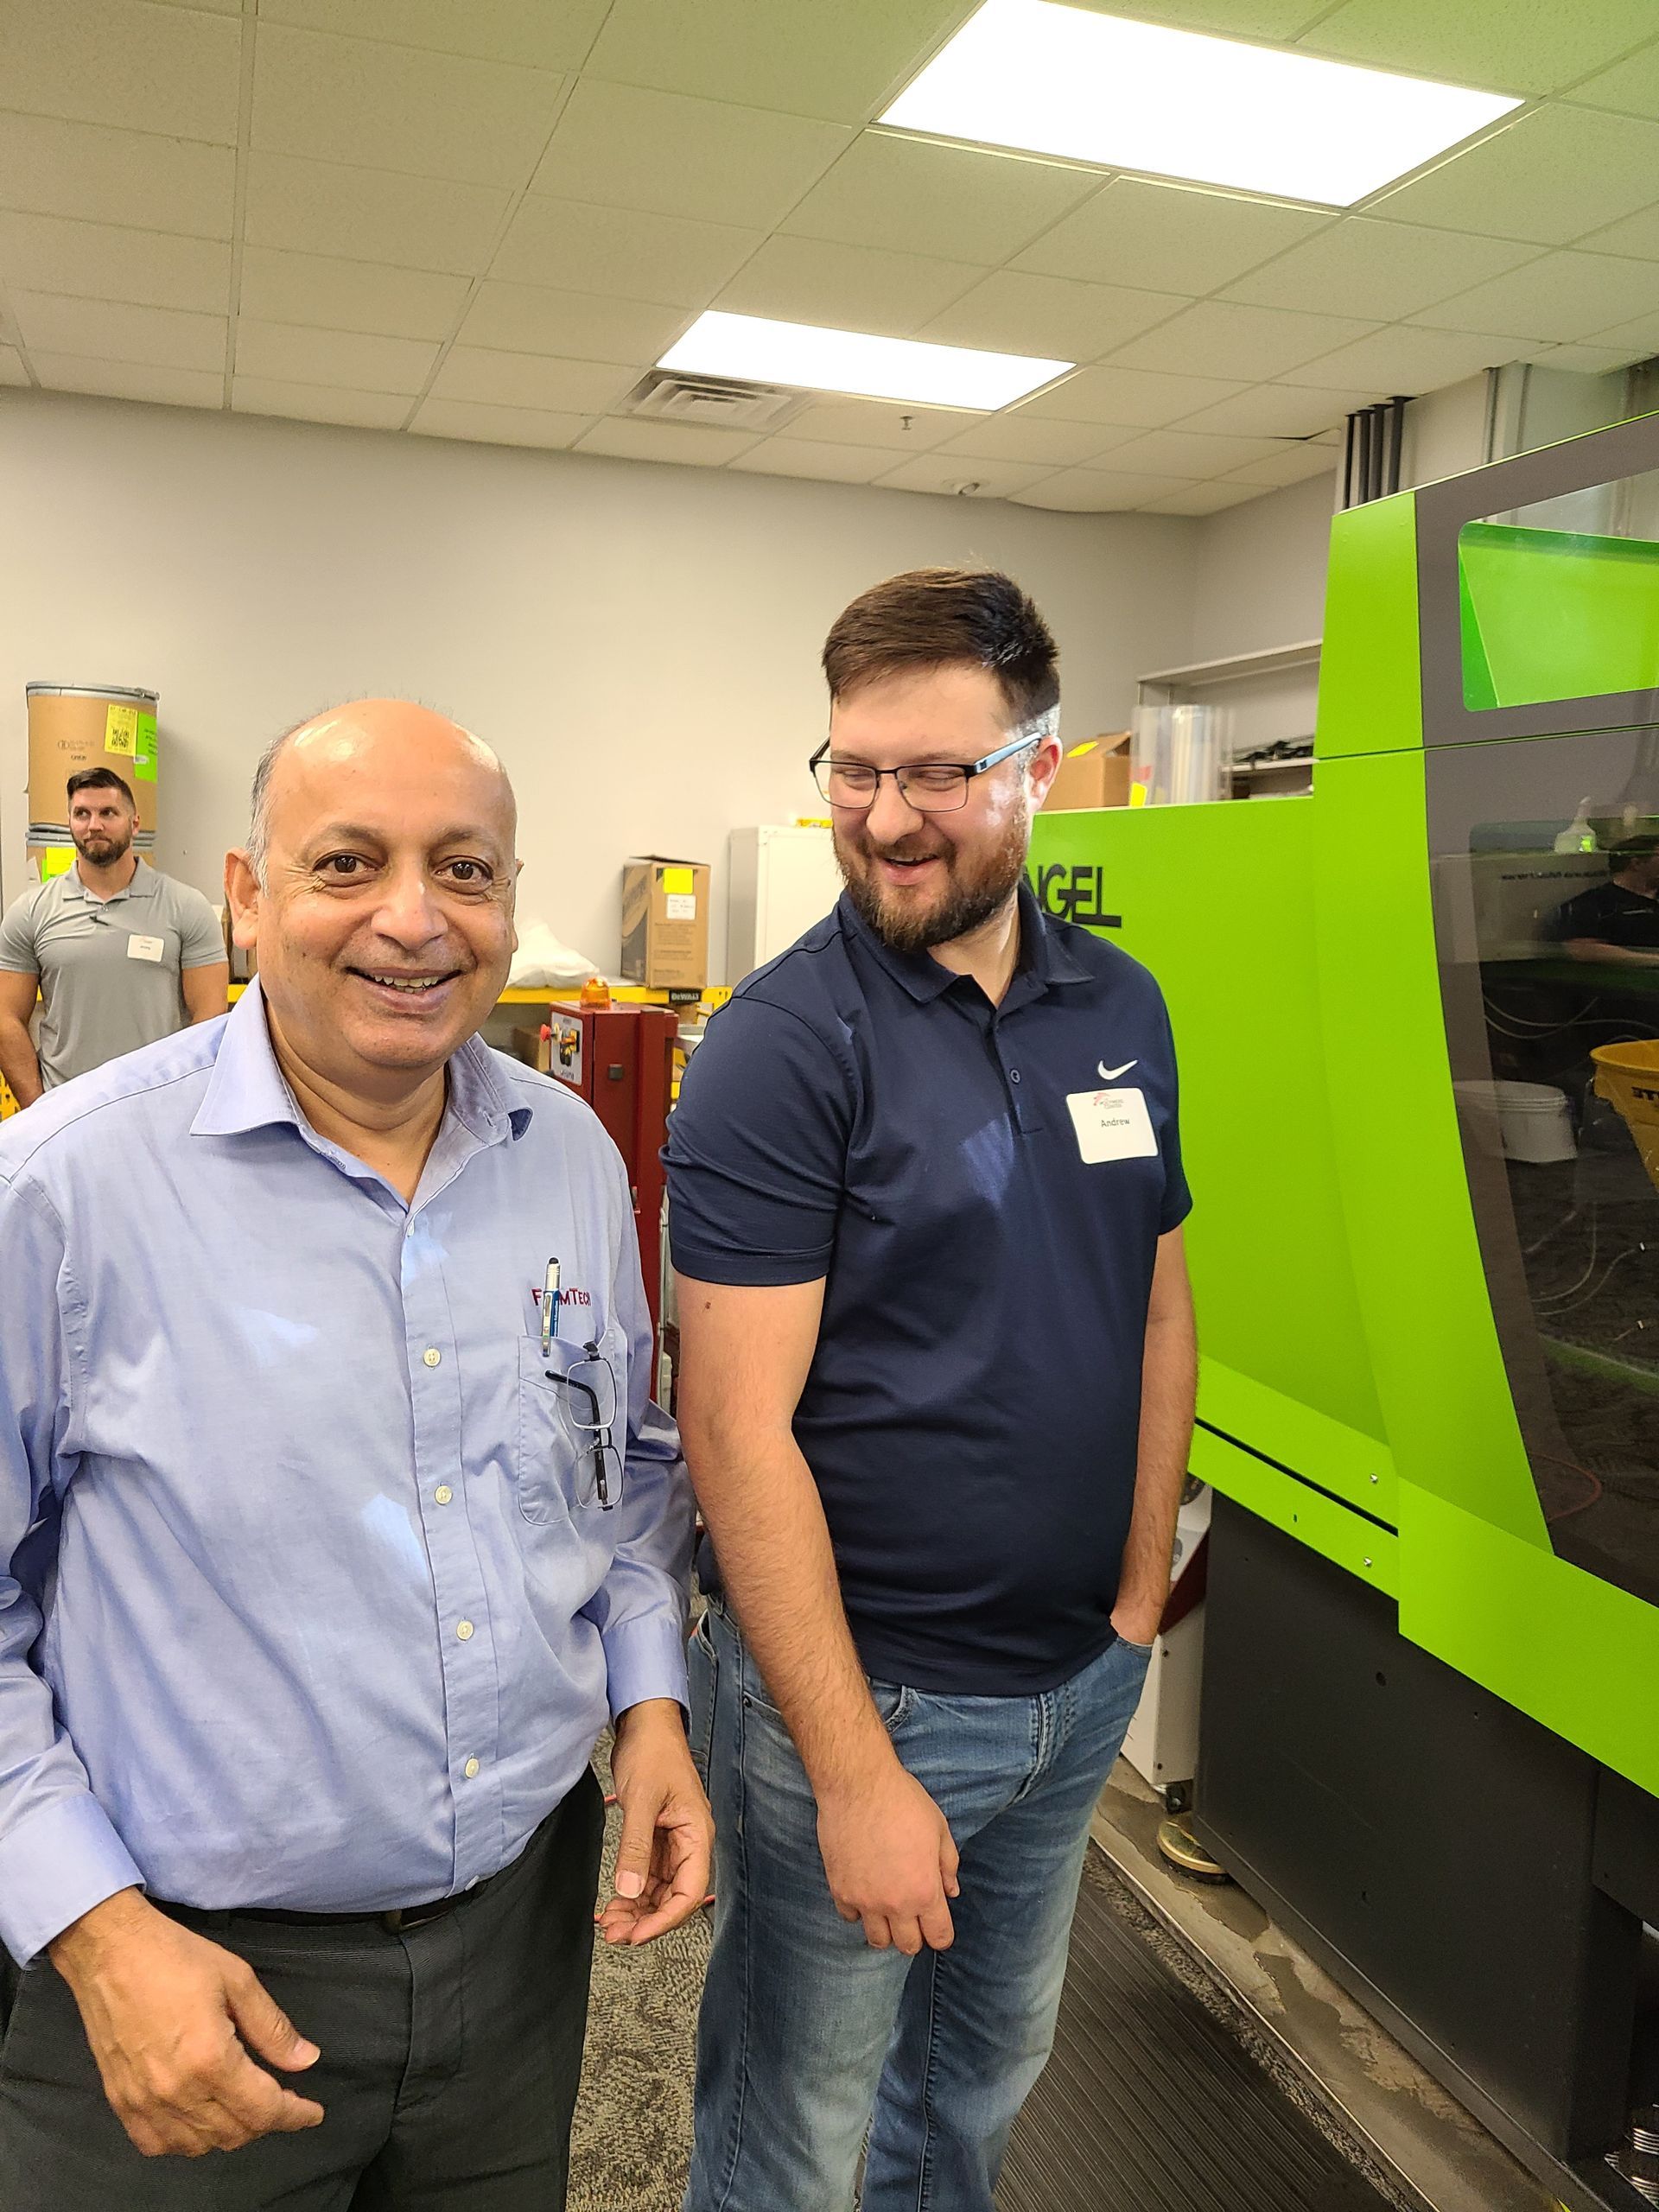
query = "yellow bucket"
xmin=1591 ymin=1039 xmax=1659 ymax=1192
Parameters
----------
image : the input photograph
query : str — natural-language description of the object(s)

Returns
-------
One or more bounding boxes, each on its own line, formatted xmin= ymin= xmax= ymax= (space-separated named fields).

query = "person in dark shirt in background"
xmin=665 ymin=569 xmax=1198 ymax=2212
xmin=1554 ymin=835 xmax=1659 ymax=964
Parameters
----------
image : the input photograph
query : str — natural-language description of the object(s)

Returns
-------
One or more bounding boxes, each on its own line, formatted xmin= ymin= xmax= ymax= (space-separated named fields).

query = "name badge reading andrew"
xmin=1066 ymin=1086 xmax=1157 ymax=1166
xmin=126 ymin=934 xmax=165 ymax=963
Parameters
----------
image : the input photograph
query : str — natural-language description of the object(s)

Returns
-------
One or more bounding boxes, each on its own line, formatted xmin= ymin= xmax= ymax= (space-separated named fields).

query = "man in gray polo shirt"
xmin=0 ymin=768 xmax=227 ymax=1106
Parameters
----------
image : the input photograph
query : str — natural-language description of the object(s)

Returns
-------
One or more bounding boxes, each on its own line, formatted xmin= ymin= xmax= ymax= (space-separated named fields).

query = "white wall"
xmin=0 ymin=391 xmax=1198 ymax=978
xmin=1185 ymin=467 xmax=1336 ymax=666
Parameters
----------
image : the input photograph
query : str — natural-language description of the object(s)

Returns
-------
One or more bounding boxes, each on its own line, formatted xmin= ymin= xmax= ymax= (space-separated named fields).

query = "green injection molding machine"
xmin=1031 ymin=413 xmax=1659 ymax=2212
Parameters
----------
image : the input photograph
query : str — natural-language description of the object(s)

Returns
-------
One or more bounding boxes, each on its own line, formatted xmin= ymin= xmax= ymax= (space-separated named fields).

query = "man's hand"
xmin=599 ymin=1699 xmax=715 ymax=1947
xmin=817 ymin=1753 xmax=959 ymax=1956
xmin=48 ymin=1889 xmax=324 ymax=2158
xmin=1110 ymin=1596 xmax=1166 ymax=1649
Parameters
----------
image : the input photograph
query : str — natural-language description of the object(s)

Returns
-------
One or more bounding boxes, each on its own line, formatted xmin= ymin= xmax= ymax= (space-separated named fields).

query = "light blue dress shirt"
xmin=0 ymin=982 xmax=693 ymax=1967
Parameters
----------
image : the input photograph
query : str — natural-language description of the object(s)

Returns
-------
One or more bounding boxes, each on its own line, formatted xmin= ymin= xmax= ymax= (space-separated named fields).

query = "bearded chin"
xmin=836 ymin=801 xmax=1030 ymax=954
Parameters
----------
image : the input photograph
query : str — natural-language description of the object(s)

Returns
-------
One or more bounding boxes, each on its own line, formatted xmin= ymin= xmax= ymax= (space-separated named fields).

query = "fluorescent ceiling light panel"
xmin=882 ymin=0 xmax=1522 ymax=208
xmin=658 ymin=311 xmax=1071 ymax=410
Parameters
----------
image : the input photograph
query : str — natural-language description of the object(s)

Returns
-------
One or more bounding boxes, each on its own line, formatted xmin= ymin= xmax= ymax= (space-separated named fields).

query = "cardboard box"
xmin=511 ymin=1026 xmax=552 ymax=1074
xmin=620 ymin=856 xmax=710 ymax=989
xmin=1043 ymin=734 xmax=1130 ymax=812
xmin=27 ymin=684 xmax=160 ymax=836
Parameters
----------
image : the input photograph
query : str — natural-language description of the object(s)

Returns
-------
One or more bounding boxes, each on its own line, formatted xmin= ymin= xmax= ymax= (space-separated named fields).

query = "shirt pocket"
xmin=516 ymin=1330 xmax=625 ymax=1527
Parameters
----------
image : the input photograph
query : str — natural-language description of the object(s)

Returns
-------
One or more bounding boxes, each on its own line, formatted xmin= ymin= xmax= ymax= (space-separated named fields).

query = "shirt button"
xmin=1009 ymin=1069 xmax=1022 ymax=1084
xmin=435 ymin=1484 xmax=453 ymax=1505
xmin=423 ymin=1347 xmax=442 ymax=1367
xmin=456 ymin=1618 xmax=474 ymax=1641
xmin=463 ymin=1756 xmax=480 ymax=1779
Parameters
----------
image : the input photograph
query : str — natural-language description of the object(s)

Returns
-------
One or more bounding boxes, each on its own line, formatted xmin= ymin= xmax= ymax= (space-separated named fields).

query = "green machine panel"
xmin=1031 ymin=415 xmax=1659 ymax=1801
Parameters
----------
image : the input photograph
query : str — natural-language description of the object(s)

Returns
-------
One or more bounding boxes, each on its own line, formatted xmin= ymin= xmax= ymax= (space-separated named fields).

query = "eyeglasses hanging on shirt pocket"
xmin=543 ymin=1342 xmax=623 ymax=1510
xmin=516 ymin=1335 xmax=624 ymax=1521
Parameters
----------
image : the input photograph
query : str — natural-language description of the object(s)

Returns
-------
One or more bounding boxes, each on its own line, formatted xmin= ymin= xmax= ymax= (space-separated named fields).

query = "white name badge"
xmin=126 ymin=933 xmax=165 ymax=963
xmin=1066 ymin=1086 xmax=1158 ymax=1166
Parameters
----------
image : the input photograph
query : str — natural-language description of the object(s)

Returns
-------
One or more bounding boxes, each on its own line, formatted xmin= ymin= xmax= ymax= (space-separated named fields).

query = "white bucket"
xmin=1453 ymin=1078 xmax=1576 ymax=1163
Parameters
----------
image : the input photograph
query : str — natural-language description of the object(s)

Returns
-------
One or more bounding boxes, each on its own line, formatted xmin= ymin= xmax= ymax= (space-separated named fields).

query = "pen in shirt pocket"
xmin=541 ymin=1258 xmax=560 ymax=1355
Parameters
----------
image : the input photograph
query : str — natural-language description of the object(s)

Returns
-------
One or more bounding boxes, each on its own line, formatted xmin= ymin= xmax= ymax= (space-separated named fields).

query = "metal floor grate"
xmin=998 ymin=1851 xmax=1404 ymax=2212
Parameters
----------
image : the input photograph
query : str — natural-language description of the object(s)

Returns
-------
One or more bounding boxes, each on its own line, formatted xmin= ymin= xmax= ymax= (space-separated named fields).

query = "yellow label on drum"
xmin=105 ymin=703 xmax=139 ymax=757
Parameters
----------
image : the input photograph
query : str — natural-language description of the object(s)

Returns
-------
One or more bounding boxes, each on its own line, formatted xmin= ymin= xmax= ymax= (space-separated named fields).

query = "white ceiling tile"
xmin=1280 ymin=324 xmax=1504 ymax=390
xmin=531 ymin=80 xmax=849 ymax=229
xmin=1104 ymin=428 xmax=1288 ymax=474
xmin=12 ymin=293 xmax=226 ymax=373
xmin=431 ymin=349 xmax=639 ymax=412
xmin=874 ymin=454 xmax=1053 ymax=498
xmin=252 ymin=24 xmax=564 ymax=190
xmin=456 ymin=283 xmax=690 ymax=365
xmin=1533 ymin=338 xmax=1656 ymax=370
xmin=787 ymin=397 xmax=978 ymax=448
xmin=1224 ymin=444 xmax=1342 ymax=486
xmin=152 ymin=0 xmax=238 ymax=12
xmin=1015 ymin=178 xmax=1326 ymax=296
xmin=257 ymin=0 xmax=612 ymax=71
xmin=0 ymin=346 xmax=30 ymax=386
xmin=1176 ymin=383 xmax=1375 ymax=435
xmin=783 ymin=133 xmax=1096 ymax=266
xmin=30 ymin=353 xmax=223 ymax=407
xmin=1012 ymin=467 xmax=1196 ymax=512
xmin=1409 ymin=251 xmax=1659 ymax=343
xmin=0 ymin=0 xmax=242 ymax=142
xmin=715 ymin=235 xmax=981 ymax=339
xmin=246 ymin=154 xmax=511 ymax=275
xmin=1011 ymin=363 xmax=1249 ymax=425
xmin=233 ymin=321 xmax=439 ymax=395
xmin=0 ymin=213 xmax=231 ymax=315
xmin=494 ymin=199 xmax=762 ymax=309
xmin=1576 ymin=205 xmax=1659 ymax=261
xmin=1370 ymin=110 xmax=1659 ymax=248
xmin=1568 ymin=314 xmax=1659 ymax=359
xmin=412 ymin=397 xmax=594 ymax=448
xmin=1295 ymin=0 xmax=1654 ymax=98
xmin=1109 ymin=301 xmax=1378 ymax=380
xmin=918 ymin=271 xmax=1186 ymax=363
xmin=232 ymin=379 xmax=412 ymax=429
xmin=1224 ymin=218 xmax=1540 ymax=321
xmin=0 ymin=113 xmax=235 ymax=237
xmin=585 ymin=0 xmax=976 ymax=124
xmin=1572 ymin=40 xmax=1659 ymax=121
xmin=1141 ymin=481 xmax=1267 ymax=514
xmin=729 ymin=438 xmax=901 ymax=483
xmin=939 ymin=413 xmax=1135 ymax=466
xmin=238 ymin=249 xmax=470 ymax=341
xmin=574 ymin=418 xmax=761 ymax=466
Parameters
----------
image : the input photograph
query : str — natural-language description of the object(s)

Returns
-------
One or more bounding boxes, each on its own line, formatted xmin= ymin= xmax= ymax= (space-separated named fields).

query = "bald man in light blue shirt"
xmin=0 ymin=702 xmax=707 ymax=2209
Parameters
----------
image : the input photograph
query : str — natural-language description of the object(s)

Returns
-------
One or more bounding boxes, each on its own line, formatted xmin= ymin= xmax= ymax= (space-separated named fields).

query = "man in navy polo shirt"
xmin=666 ymin=568 xmax=1196 ymax=2212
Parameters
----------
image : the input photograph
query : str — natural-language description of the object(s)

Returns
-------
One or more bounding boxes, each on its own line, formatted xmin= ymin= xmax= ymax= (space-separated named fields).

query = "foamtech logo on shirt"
xmin=531 ymin=1286 xmax=592 ymax=1311
xmin=1030 ymin=862 xmax=1122 ymax=930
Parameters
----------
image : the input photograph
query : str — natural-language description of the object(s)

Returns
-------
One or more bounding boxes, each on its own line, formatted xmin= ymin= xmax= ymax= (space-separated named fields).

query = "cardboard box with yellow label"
xmin=1042 ymin=734 xmax=1130 ymax=812
xmin=26 ymin=683 xmax=160 ymax=837
xmin=620 ymin=857 xmax=710 ymax=989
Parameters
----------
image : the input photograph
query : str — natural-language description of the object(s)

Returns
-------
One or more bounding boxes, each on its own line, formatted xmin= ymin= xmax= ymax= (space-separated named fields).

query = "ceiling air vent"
xmin=623 ymin=370 xmax=804 ymax=433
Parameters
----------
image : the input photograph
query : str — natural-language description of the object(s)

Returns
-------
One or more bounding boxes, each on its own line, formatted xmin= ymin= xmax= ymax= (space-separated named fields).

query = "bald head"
xmin=247 ymin=700 xmax=512 ymax=889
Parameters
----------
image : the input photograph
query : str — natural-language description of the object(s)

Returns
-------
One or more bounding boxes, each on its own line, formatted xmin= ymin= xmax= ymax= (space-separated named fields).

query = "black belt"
xmin=158 ymin=1867 xmax=502 ymax=1937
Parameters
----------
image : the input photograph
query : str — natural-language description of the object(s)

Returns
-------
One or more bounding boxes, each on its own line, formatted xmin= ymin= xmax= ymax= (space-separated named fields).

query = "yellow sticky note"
xmin=39 ymin=847 xmax=74 ymax=880
xmin=662 ymin=866 xmax=694 ymax=894
xmin=105 ymin=703 xmax=138 ymax=757
xmin=1065 ymin=741 xmax=1098 ymax=760
xmin=1128 ymin=782 xmax=1149 ymax=808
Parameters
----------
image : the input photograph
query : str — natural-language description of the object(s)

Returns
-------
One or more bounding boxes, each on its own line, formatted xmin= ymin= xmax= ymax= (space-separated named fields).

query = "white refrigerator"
xmin=726 ymin=825 xmax=842 ymax=983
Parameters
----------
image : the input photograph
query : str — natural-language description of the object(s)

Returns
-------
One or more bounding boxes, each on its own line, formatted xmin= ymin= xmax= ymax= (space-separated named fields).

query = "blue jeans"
xmin=683 ymin=1601 xmax=1152 ymax=2212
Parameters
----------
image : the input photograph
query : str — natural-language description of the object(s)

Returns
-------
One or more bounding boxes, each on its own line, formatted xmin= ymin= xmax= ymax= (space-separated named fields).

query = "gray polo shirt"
xmin=0 ymin=861 xmax=226 ymax=1088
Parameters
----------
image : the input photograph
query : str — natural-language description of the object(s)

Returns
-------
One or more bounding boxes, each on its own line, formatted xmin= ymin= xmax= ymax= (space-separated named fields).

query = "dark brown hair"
xmin=67 ymin=766 xmax=137 ymax=810
xmin=822 ymin=568 xmax=1059 ymax=725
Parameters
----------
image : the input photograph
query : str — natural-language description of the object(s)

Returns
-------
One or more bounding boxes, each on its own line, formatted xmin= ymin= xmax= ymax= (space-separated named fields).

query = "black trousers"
xmin=0 ymin=1769 xmax=604 ymax=2210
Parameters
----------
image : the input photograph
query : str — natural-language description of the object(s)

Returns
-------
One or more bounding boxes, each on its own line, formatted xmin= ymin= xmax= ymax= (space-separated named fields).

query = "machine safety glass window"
xmin=1459 ymin=467 xmax=1659 ymax=712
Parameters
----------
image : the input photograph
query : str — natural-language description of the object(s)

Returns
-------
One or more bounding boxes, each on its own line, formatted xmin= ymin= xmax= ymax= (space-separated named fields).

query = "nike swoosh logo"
xmin=1097 ymin=1059 xmax=1137 ymax=1082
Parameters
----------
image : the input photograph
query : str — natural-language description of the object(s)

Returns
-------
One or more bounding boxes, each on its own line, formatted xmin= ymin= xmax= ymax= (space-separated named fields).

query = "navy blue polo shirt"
xmin=664 ymin=880 xmax=1190 ymax=1696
